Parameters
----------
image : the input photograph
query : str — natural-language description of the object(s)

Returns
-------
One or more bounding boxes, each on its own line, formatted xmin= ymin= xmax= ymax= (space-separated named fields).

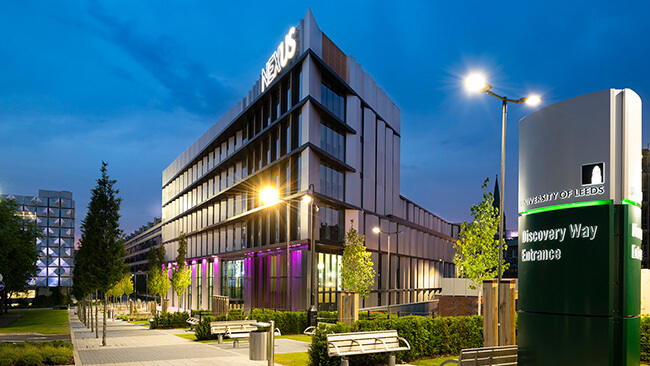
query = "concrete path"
xmin=68 ymin=308 xmax=309 ymax=365
xmin=0 ymin=333 xmax=70 ymax=342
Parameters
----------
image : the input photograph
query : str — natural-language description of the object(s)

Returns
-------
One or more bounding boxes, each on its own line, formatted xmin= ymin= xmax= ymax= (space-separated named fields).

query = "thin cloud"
xmin=87 ymin=3 xmax=235 ymax=117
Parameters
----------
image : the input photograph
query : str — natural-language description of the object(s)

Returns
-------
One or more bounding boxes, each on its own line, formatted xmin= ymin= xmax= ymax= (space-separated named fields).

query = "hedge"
xmin=195 ymin=309 xmax=307 ymax=340
xmin=642 ymin=317 xmax=650 ymax=362
xmin=150 ymin=311 xmax=189 ymax=329
xmin=308 ymin=316 xmax=483 ymax=365
xmin=0 ymin=341 xmax=73 ymax=366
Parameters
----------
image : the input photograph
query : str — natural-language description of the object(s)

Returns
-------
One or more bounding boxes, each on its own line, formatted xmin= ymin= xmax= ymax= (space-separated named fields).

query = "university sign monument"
xmin=518 ymin=89 xmax=642 ymax=365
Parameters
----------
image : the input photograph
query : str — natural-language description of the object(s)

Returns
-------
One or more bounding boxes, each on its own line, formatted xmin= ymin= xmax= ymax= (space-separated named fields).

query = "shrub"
xmin=150 ymin=311 xmax=189 ymax=329
xmin=228 ymin=308 xmax=245 ymax=320
xmin=47 ymin=348 xmax=73 ymax=365
xmin=308 ymin=315 xmax=483 ymax=365
xmin=248 ymin=309 xmax=307 ymax=335
xmin=0 ymin=349 xmax=19 ymax=366
xmin=309 ymin=322 xmax=351 ymax=366
xmin=642 ymin=317 xmax=650 ymax=362
xmin=44 ymin=340 xmax=73 ymax=349
xmin=191 ymin=309 xmax=211 ymax=317
xmin=195 ymin=315 xmax=218 ymax=340
xmin=318 ymin=311 xmax=338 ymax=323
xmin=19 ymin=352 xmax=44 ymax=366
xmin=38 ymin=346 xmax=58 ymax=361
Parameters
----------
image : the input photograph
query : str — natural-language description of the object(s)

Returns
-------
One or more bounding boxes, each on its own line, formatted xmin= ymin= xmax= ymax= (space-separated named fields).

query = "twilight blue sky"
xmin=1 ymin=1 xmax=649 ymax=241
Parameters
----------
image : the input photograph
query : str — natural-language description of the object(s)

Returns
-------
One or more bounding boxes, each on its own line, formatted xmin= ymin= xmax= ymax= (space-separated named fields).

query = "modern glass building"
xmin=1 ymin=190 xmax=75 ymax=292
xmin=124 ymin=218 xmax=163 ymax=296
xmin=161 ymin=11 xmax=459 ymax=311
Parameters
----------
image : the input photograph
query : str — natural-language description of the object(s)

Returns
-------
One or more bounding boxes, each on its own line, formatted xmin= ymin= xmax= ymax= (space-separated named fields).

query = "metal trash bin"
xmin=249 ymin=321 xmax=275 ymax=364
xmin=249 ymin=330 xmax=268 ymax=360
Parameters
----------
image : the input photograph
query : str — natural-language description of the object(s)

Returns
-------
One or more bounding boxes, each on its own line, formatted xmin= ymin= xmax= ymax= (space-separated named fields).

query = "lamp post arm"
xmin=485 ymin=90 xmax=526 ymax=104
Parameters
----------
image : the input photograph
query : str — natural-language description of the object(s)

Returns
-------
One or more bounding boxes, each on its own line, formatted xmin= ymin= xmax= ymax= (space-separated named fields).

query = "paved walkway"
xmin=68 ymin=308 xmax=309 ymax=365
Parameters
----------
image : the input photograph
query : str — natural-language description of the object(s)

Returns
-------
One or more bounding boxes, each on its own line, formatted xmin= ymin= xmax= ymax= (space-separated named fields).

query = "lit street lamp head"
xmin=372 ymin=227 xmax=381 ymax=234
xmin=522 ymin=95 xmax=542 ymax=106
xmin=465 ymin=74 xmax=492 ymax=93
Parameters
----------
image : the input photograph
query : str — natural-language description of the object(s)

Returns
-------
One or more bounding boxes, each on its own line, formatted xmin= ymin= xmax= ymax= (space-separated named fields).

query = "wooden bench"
xmin=210 ymin=320 xmax=258 ymax=347
xmin=186 ymin=316 xmax=201 ymax=330
xmin=327 ymin=330 xmax=410 ymax=366
xmin=440 ymin=345 xmax=518 ymax=366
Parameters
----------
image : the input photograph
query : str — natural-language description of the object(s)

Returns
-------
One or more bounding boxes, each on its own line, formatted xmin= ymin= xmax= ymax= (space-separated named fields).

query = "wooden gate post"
xmin=499 ymin=279 xmax=516 ymax=345
xmin=483 ymin=279 xmax=498 ymax=347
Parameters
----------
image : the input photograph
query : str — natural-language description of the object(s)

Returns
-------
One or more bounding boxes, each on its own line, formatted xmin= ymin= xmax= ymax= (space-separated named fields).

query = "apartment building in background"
xmin=1 ymin=190 xmax=75 ymax=294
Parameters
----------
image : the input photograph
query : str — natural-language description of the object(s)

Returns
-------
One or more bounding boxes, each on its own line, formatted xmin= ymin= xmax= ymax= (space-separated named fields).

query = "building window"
xmin=187 ymin=272 xmax=192 ymax=310
xmin=208 ymin=261 xmax=214 ymax=310
xmin=321 ymin=81 xmax=345 ymax=120
xmin=320 ymin=120 xmax=345 ymax=161
xmin=221 ymin=259 xmax=244 ymax=300
xmin=317 ymin=253 xmax=341 ymax=309
xmin=291 ymin=113 xmax=302 ymax=150
xmin=319 ymin=205 xmax=343 ymax=242
xmin=197 ymin=262 xmax=202 ymax=309
xmin=320 ymin=163 xmax=344 ymax=201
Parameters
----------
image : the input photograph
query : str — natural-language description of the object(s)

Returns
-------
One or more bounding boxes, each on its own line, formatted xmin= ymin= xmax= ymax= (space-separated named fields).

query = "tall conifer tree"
xmin=78 ymin=162 xmax=127 ymax=346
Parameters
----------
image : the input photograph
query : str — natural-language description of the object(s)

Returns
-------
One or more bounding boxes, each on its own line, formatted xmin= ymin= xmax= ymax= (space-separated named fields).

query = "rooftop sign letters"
xmin=261 ymin=27 xmax=297 ymax=92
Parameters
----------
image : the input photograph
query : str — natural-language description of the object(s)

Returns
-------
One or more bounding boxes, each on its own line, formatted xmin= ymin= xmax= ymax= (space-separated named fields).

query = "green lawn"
xmin=275 ymin=352 xmax=309 ymax=366
xmin=277 ymin=334 xmax=311 ymax=342
xmin=128 ymin=320 xmax=150 ymax=326
xmin=410 ymin=356 xmax=459 ymax=365
xmin=0 ymin=310 xmax=70 ymax=334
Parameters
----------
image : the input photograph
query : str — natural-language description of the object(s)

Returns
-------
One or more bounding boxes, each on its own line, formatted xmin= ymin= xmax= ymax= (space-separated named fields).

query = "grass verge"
xmin=275 ymin=352 xmax=309 ymax=366
xmin=128 ymin=320 xmax=150 ymax=326
xmin=410 ymin=355 xmax=459 ymax=365
xmin=278 ymin=334 xmax=311 ymax=342
xmin=0 ymin=310 xmax=70 ymax=334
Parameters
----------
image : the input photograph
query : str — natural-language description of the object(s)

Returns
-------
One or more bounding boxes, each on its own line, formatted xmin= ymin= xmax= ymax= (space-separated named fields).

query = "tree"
xmin=78 ymin=161 xmax=127 ymax=346
xmin=72 ymin=245 xmax=95 ymax=326
xmin=147 ymin=246 xmax=170 ymax=305
xmin=453 ymin=177 xmax=508 ymax=290
xmin=170 ymin=233 xmax=191 ymax=309
xmin=108 ymin=273 xmax=132 ymax=303
xmin=0 ymin=198 xmax=41 ymax=314
xmin=340 ymin=220 xmax=375 ymax=299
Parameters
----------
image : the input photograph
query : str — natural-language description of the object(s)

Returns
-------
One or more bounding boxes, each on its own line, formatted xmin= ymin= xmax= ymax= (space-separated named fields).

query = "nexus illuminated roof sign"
xmin=261 ymin=27 xmax=297 ymax=92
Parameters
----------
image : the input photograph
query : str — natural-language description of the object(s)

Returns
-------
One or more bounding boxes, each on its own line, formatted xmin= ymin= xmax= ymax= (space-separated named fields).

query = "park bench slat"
xmin=326 ymin=330 xmax=410 ymax=357
xmin=441 ymin=345 xmax=518 ymax=366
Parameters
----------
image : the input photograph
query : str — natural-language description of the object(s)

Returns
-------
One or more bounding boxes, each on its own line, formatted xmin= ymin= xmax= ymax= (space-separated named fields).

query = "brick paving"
xmin=68 ymin=308 xmax=308 ymax=365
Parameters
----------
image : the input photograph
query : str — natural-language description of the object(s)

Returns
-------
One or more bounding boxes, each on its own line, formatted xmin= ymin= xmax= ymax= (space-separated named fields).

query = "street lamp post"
xmin=465 ymin=74 xmax=541 ymax=343
xmin=372 ymin=227 xmax=402 ymax=315
xmin=260 ymin=184 xmax=318 ymax=314
xmin=306 ymin=184 xmax=319 ymax=325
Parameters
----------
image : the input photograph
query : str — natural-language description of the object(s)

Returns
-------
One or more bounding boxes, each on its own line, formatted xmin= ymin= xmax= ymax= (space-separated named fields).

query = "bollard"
xmin=268 ymin=320 xmax=274 ymax=366
xmin=388 ymin=352 xmax=396 ymax=366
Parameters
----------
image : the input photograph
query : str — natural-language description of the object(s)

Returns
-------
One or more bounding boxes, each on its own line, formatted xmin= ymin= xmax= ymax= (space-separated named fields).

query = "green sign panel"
xmin=518 ymin=89 xmax=642 ymax=366
xmin=519 ymin=204 xmax=613 ymax=316
xmin=519 ymin=204 xmax=640 ymax=365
